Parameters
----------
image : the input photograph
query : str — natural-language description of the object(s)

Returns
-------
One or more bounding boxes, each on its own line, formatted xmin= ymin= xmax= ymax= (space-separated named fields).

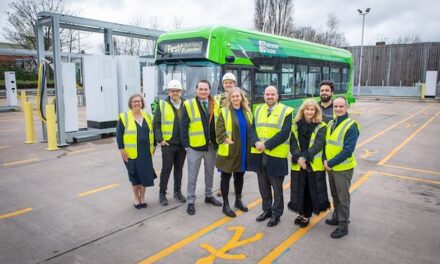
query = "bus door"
xmin=253 ymin=66 xmax=279 ymax=105
xmin=224 ymin=66 xmax=253 ymax=100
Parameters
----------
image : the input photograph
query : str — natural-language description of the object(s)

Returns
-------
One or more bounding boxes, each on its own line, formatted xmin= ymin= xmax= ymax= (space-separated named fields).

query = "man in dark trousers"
xmin=153 ymin=80 xmax=187 ymax=206
xmin=181 ymin=80 xmax=223 ymax=215
xmin=324 ymin=96 xmax=360 ymax=238
xmin=249 ymin=86 xmax=293 ymax=227
xmin=319 ymin=80 xmax=334 ymax=123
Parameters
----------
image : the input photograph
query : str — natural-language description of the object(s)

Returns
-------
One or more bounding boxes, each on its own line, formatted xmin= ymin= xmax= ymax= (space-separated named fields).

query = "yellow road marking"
xmin=138 ymin=182 xmax=290 ymax=264
xmin=382 ymin=164 xmax=440 ymax=176
xmin=366 ymin=106 xmax=383 ymax=112
xmin=68 ymin=147 xmax=95 ymax=155
xmin=0 ymin=118 xmax=22 ymax=122
xmin=78 ymin=184 xmax=119 ymax=197
xmin=0 ymin=207 xmax=32 ymax=220
xmin=197 ymin=226 xmax=263 ymax=263
xmin=357 ymin=104 xmax=433 ymax=148
xmin=360 ymin=149 xmax=377 ymax=158
xmin=378 ymin=110 xmax=440 ymax=165
xmin=259 ymin=171 xmax=373 ymax=263
xmin=0 ymin=128 xmax=20 ymax=133
xmin=3 ymin=158 xmax=38 ymax=167
xmin=374 ymin=171 xmax=440 ymax=185
xmin=0 ymin=145 xmax=10 ymax=149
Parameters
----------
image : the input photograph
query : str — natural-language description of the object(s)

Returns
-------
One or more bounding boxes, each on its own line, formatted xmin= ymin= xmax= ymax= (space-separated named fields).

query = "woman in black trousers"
xmin=216 ymin=88 xmax=252 ymax=217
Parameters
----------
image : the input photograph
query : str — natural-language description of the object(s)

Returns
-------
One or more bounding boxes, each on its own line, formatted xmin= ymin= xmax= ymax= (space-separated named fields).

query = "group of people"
xmin=116 ymin=74 xmax=359 ymax=239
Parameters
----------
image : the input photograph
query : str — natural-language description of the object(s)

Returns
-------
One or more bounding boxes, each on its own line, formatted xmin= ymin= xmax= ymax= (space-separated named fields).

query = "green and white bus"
xmin=154 ymin=25 xmax=354 ymax=110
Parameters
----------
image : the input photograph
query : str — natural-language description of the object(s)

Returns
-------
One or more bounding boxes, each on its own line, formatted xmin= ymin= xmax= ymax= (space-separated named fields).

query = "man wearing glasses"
xmin=153 ymin=80 xmax=187 ymax=206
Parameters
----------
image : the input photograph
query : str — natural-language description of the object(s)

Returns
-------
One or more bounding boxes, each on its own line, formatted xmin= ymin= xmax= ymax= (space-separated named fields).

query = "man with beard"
xmin=319 ymin=80 xmax=334 ymax=123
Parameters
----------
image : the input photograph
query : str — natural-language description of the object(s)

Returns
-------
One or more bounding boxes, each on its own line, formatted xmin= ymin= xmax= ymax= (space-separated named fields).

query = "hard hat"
xmin=222 ymin=72 xmax=236 ymax=83
xmin=167 ymin=80 xmax=182 ymax=90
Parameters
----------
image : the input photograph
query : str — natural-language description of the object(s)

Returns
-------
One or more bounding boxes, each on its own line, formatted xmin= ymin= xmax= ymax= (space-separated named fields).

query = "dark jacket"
xmin=323 ymin=113 xmax=360 ymax=168
xmin=180 ymin=96 xmax=218 ymax=151
xmin=289 ymin=118 xmax=329 ymax=215
xmin=248 ymin=107 xmax=293 ymax=177
xmin=319 ymin=101 xmax=333 ymax=124
xmin=215 ymin=107 xmax=252 ymax=173
xmin=153 ymin=97 xmax=184 ymax=146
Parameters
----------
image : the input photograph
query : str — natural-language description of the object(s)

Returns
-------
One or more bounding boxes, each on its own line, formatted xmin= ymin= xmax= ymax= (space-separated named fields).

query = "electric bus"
xmin=154 ymin=25 xmax=354 ymax=110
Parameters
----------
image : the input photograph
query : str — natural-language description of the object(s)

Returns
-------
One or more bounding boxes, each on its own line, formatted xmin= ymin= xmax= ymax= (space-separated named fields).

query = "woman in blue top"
xmin=216 ymin=88 xmax=253 ymax=217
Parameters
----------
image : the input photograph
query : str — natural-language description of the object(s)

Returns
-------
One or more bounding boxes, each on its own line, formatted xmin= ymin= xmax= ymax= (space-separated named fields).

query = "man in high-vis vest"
xmin=214 ymin=72 xmax=237 ymax=197
xmin=319 ymin=80 xmax=335 ymax=123
xmin=181 ymin=80 xmax=222 ymax=215
xmin=153 ymin=80 xmax=186 ymax=206
xmin=249 ymin=86 xmax=293 ymax=227
xmin=324 ymin=96 xmax=360 ymax=239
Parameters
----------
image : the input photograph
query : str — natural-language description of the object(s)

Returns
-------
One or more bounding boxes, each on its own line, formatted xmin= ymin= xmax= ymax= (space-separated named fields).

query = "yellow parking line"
xmin=138 ymin=182 xmax=290 ymax=264
xmin=68 ymin=147 xmax=95 ymax=155
xmin=259 ymin=171 xmax=373 ymax=263
xmin=378 ymin=110 xmax=440 ymax=165
xmin=78 ymin=184 xmax=119 ymax=197
xmin=0 ymin=128 xmax=20 ymax=133
xmin=0 ymin=207 xmax=32 ymax=220
xmin=0 ymin=145 xmax=10 ymax=149
xmin=0 ymin=118 xmax=22 ymax=122
xmin=382 ymin=164 xmax=440 ymax=176
xmin=357 ymin=104 xmax=433 ymax=148
xmin=3 ymin=158 xmax=38 ymax=167
xmin=374 ymin=171 xmax=440 ymax=185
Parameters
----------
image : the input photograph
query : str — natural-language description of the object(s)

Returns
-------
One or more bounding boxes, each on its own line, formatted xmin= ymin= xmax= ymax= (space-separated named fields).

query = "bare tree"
xmin=392 ymin=35 xmax=421 ymax=44
xmin=2 ymin=0 xmax=75 ymax=51
xmin=254 ymin=0 xmax=294 ymax=37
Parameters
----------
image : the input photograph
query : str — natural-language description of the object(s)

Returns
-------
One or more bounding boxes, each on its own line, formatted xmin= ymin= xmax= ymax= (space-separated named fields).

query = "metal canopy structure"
xmin=35 ymin=12 xmax=164 ymax=146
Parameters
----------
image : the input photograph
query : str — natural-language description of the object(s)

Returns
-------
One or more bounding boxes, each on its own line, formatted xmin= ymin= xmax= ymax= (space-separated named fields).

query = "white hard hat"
xmin=167 ymin=80 xmax=182 ymax=90
xmin=222 ymin=72 xmax=236 ymax=83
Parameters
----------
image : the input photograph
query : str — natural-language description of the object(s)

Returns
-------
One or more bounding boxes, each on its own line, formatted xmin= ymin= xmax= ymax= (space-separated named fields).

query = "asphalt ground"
xmin=0 ymin=99 xmax=439 ymax=264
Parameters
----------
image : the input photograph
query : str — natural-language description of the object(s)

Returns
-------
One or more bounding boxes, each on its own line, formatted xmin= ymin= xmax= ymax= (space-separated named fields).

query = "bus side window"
xmin=295 ymin=65 xmax=307 ymax=98
xmin=330 ymin=67 xmax=341 ymax=93
xmin=241 ymin=69 xmax=251 ymax=93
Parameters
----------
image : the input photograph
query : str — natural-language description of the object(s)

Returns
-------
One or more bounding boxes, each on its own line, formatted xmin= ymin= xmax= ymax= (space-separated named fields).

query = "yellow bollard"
xmin=24 ymin=102 xmax=36 ymax=144
xmin=45 ymin=104 xmax=59 ymax=150
xmin=421 ymin=83 xmax=426 ymax=99
xmin=20 ymin=90 xmax=27 ymax=111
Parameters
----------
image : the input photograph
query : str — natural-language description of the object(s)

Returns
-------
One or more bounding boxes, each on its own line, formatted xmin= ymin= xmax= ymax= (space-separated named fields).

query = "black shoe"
xmin=267 ymin=215 xmax=280 ymax=227
xmin=222 ymin=205 xmax=236 ymax=218
xmin=299 ymin=217 xmax=309 ymax=228
xmin=205 ymin=197 xmax=222 ymax=207
xmin=174 ymin=191 xmax=186 ymax=203
xmin=234 ymin=199 xmax=248 ymax=212
xmin=294 ymin=216 xmax=302 ymax=225
xmin=141 ymin=203 xmax=147 ymax=208
xmin=256 ymin=211 xmax=272 ymax=222
xmin=187 ymin=203 xmax=195 ymax=215
xmin=331 ymin=227 xmax=348 ymax=238
xmin=134 ymin=203 xmax=142 ymax=209
xmin=325 ymin=218 xmax=339 ymax=226
xmin=159 ymin=192 xmax=168 ymax=206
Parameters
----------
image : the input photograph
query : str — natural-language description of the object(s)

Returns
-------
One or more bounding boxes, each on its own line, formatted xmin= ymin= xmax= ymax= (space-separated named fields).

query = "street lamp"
xmin=357 ymin=8 xmax=371 ymax=97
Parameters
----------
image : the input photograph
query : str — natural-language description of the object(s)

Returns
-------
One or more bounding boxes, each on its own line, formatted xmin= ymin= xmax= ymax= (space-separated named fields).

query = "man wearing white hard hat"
xmin=153 ymin=80 xmax=187 ymax=206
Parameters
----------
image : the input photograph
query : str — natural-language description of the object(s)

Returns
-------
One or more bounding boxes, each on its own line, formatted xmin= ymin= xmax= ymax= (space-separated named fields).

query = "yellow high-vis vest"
xmin=325 ymin=118 xmax=359 ymax=171
xmin=183 ymin=98 xmax=220 ymax=147
xmin=251 ymin=103 xmax=294 ymax=158
xmin=217 ymin=107 xmax=253 ymax=157
xmin=159 ymin=99 xmax=176 ymax=141
xmin=119 ymin=110 xmax=154 ymax=159
xmin=291 ymin=122 xmax=326 ymax=172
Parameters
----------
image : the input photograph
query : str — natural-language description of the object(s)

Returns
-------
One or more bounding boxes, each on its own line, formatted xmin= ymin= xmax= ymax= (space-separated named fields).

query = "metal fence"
xmin=345 ymin=42 xmax=440 ymax=87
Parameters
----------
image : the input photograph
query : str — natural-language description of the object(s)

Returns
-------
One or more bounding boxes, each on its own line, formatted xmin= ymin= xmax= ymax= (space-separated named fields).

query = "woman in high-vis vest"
xmin=116 ymin=94 xmax=156 ymax=209
xmin=215 ymin=88 xmax=252 ymax=217
xmin=288 ymin=99 xmax=330 ymax=227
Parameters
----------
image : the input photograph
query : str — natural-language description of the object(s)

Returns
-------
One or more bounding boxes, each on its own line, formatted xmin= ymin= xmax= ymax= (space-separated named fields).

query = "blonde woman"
xmin=216 ymin=88 xmax=252 ymax=217
xmin=288 ymin=99 xmax=330 ymax=227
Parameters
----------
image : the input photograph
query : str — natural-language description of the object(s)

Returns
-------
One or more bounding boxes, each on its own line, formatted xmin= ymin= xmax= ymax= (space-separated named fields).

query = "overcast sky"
xmin=1 ymin=0 xmax=439 ymax=49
